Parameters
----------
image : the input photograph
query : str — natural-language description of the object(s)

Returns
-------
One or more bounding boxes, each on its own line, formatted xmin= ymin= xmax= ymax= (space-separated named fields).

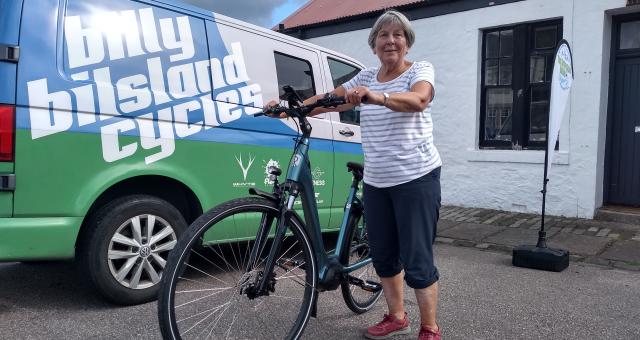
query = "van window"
xmin=274 ymin=52 xmax=316 ymax=101
xmin=328 ymin=58 xmax=360 ymax=125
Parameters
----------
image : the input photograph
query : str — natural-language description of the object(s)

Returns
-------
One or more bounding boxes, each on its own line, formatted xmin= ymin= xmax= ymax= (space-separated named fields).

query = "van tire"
xmin=79 ymin=195 xmax=187 ymax=305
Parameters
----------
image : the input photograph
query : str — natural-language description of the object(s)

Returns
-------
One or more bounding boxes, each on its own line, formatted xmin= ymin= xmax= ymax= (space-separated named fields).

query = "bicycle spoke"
xmin=227 ymin=238 xmax=242 ymax=274
xmin=207 ymin=243 xmax=237 ymax=276
xmin=176 ymin=303 xmax=229 ymax=324
xmin=241 ymin=238 xmax=252 ymax=272
xmin=200 ymin=294 xmax=234 ymax=338
xmin=184 ymin=262 xmax=228 ymax=286
xmin=190 ymin=248 xmax=229 ymax=276
xmin=177 ymin=287 xmax=232 ymax=294
xmin=177 ymin=276 xmax=218 ymax=288
xmin=182 ymin=301 xmax=230 ymax=335
xmin=175 ymin=288 xmax=233 ymax=309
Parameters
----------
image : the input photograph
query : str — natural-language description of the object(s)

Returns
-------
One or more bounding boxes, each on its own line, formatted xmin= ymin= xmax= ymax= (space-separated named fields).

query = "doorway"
xmin=605 ymin=13 xmax=640 ymax=206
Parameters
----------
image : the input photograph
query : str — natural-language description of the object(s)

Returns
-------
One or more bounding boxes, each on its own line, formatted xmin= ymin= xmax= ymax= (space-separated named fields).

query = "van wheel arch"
xmin=77 ymin=175 xmax=202 ymax=244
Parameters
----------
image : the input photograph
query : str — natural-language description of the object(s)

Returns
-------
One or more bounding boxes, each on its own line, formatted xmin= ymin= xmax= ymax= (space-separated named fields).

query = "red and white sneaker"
xmin=364 ymin=313 xmax=412 ymax=339
xmin=418 ymin=325 xmax=441 ymax=340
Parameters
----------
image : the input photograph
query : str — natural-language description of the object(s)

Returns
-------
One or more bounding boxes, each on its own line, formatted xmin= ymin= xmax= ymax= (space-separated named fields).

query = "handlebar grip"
xmin=318 ymin=94 xmax=346 ymax=106
xmin=260 ymin=106 xmax=285 ymax=118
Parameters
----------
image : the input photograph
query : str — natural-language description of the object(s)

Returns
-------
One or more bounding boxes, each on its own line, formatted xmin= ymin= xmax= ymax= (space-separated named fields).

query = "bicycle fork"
xmin=242 ymin=202 xmax=293 ymax=299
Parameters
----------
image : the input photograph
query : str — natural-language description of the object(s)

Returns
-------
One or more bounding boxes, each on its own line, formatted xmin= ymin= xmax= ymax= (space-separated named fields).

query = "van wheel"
xmin=80 ymin=195 xmax=187 ymax=305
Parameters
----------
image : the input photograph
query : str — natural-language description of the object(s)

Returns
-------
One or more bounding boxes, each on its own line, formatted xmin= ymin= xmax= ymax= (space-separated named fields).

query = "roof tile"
xmin=278 ymin=0 xmax=425 ymax=29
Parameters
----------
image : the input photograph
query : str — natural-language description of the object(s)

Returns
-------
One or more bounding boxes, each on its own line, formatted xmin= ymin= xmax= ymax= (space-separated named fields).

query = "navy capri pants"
xmin=363 ymin=167 xmax=441 ymax=289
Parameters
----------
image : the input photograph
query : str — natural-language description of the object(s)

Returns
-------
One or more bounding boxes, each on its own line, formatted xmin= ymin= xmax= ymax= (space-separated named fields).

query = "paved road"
xmin=1 ymin=244 xmax=639 ymax=339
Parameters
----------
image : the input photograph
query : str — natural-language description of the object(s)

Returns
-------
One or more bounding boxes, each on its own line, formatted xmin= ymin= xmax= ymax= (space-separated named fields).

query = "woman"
xmin=266 ymin=10 xmax=441 ymax=340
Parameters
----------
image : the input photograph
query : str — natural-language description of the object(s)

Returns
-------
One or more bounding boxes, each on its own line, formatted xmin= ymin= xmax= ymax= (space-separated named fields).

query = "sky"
xmin=181 ymin=0 xmax=307 ymax=28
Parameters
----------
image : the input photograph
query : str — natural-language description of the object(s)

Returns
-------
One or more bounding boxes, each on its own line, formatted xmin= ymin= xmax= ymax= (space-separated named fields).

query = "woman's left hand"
xmin=346 ymin=86 xmax=369 ymax=105
xmin=346 ymin=86 xmax=384 ymax=106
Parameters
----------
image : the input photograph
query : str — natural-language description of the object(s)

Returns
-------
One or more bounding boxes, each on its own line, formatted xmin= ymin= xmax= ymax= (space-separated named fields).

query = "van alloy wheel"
xmin=80 ymin=195 xmax=187 ymax=305
xmin=107 ymin=214 xmax=178 ymax=290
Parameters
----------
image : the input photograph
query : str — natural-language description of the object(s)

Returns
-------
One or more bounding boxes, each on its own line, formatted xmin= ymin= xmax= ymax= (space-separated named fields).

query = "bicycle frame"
xmin=253 ymin=131 xmax=371 ymax=294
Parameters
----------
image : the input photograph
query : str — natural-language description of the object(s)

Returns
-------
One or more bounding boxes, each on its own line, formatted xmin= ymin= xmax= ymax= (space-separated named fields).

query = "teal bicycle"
xmin=158 ymin=87 xmax=382 ymax=339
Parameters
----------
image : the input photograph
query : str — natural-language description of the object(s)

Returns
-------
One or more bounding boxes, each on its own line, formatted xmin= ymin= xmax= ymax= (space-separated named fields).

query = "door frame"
xmin=604 ymin=12 xmax=640 ymax=205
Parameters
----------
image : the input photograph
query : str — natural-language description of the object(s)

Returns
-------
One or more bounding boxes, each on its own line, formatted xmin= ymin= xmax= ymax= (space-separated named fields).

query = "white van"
xmin=0 ymin=0 xmax=364 ymax=304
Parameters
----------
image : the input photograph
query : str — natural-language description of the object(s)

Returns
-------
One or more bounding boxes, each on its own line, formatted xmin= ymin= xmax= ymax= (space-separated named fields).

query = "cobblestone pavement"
xmin=437 ymin=206 xmax=640 ymax=271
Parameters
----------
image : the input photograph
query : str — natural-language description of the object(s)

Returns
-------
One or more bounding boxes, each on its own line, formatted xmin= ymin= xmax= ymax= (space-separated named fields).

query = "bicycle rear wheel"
xmin=340 ymin=211 xmax=382 ymax=314
xmin=158 ymin=197 xmax=317 ymax=340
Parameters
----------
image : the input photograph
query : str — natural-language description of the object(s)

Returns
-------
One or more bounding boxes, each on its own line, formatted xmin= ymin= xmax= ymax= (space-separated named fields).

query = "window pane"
xmin=529 ymin=56 xmax=546 ymax=83
xmin=274 ymin=52 xmax=316 ymax=100
xmin=535 ymin=26 xmax=557 ymax=49
xmin=499 ymin=58 xmax=512 ymax=85
xmin=620 ymin=20 xmax=640 ymax=50
xmin=328 ymin=58 xmax=360 ymax=89
xmin=484 ymin=88 xmax=513 ymax=142
xmin=485 ymin=60 xmax=498 ymax=85
xmin=500 ymin=30 xmax=513 ymax=57
xmin=486 ymin=31 xmax=499 ymax=58
xmin=529 ymin=86 xmax=550 ymax=142
xmin=327 ymin=58 xmax=361 ymax=125
xmin=339 ymin=108 xmax=360 ymax=125
xmin=546 ymin=55 xmax=554 ymax=82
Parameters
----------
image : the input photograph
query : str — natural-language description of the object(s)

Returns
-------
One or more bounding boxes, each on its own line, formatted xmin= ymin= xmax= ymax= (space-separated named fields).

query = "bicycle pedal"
xmin=347 ymin=275 xmax=381 ymax=293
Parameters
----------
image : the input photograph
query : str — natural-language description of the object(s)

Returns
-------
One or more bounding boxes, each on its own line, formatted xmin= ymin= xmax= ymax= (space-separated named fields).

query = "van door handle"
xmin=339 ymin=128 xmax=354 ymax=137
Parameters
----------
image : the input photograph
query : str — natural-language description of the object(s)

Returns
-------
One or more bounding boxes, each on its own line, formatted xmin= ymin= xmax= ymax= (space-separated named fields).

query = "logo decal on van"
xmin=235 ymin=153 xmax=255 ymax=182
xmin=26 ymin=7 xmax=264 ymax=165
xmin=263 ymin=159 xmax=281 ymax=186
xmin=233 ymin=153 xmax=256 ymax=188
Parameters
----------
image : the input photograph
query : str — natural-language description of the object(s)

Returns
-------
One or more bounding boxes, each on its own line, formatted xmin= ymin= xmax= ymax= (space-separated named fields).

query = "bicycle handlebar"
xmin=255 ymin=94 xmax=346 ymax=118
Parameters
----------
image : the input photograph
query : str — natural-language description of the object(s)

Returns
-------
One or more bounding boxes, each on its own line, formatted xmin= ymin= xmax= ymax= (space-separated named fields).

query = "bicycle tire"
xmin=340 ymin=211 xmax=382 ymax=314
xmin=158 ymin=197 xmax=317 ymax=340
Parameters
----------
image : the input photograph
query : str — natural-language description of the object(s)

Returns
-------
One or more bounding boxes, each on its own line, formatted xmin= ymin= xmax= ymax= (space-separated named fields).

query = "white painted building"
xmin=279 ymin=0 xmax=640 ymax=218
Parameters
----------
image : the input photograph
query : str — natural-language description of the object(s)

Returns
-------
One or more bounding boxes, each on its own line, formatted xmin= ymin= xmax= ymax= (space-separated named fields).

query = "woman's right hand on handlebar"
xmin=262 ymin=100 xmax=287 ymax=118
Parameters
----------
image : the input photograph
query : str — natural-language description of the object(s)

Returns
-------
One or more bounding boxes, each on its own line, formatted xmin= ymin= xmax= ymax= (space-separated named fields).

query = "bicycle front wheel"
xmin=158 ymin=197 xmax=317 ymax=340
xmin=340 ymin=211 xmax=382 ymax=314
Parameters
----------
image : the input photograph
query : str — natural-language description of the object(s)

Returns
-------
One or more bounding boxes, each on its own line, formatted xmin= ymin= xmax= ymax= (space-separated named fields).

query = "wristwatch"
xmin=383 ymin=92 xmax=390 ymax=106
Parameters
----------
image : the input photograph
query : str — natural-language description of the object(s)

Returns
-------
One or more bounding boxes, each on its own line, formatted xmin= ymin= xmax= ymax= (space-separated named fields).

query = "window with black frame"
xmin=274 ymin=52 xmax=316 ymax=101
xmin=327 ymin=58 xmax=361 ymax=125
xmin=480 ymin=20 xmax=562 ymax=150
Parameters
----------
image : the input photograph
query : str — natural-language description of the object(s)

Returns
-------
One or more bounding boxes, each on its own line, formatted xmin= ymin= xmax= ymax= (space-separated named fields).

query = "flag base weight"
xmin=512 ymin=245 xmax=569 ymax=272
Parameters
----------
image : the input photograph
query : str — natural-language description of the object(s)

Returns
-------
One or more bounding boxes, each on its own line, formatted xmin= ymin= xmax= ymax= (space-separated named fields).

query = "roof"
xmin=278 ymin=0 xmax=425 ymax=30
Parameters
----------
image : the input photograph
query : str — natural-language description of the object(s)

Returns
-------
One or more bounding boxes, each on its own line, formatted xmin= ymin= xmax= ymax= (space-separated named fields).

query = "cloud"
xmin=181 ymin=0 xmax=300 ymax=28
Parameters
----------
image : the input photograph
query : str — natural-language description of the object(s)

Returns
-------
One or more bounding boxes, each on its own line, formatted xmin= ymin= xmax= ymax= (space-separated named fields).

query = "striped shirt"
xmin=342 ymin=61 xmax=441 ymax=188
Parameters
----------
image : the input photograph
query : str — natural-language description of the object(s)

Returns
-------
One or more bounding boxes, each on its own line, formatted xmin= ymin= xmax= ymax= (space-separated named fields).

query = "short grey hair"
xmin=368 ymin=10 xmax=415 ymax=50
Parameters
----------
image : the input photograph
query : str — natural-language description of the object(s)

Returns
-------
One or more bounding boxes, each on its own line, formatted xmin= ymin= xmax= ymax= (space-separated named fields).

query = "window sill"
xmin=466 ymin=149 xmax=569 ymax=164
